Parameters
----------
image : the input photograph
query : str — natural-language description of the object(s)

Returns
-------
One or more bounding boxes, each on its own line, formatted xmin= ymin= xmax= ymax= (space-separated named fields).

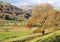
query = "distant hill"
xmin=19 ymin=5 xmax=33 ymax=10
xmin=0 ymin=1 xmax=32 ymax=21
xmin=18 ymin=5 xmax=33 ymax=18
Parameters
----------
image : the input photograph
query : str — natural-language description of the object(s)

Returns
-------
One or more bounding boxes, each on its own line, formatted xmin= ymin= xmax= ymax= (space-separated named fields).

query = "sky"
xmin=0 ymin=0 xmax=60 ymax=8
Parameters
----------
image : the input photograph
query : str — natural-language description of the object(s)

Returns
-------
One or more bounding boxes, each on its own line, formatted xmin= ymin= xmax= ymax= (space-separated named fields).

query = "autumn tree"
xmin=27 ymin=3 xmax=60 ymax=31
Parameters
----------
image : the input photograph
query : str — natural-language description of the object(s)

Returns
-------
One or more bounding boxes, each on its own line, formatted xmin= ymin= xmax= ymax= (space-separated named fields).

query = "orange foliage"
xmin=27 ymin=3 xmax=60 ymax=31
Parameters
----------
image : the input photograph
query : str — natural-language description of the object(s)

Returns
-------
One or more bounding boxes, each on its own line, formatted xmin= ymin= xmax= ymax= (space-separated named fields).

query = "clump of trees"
xmin=27 ymin=3 xmax=60 ymax=31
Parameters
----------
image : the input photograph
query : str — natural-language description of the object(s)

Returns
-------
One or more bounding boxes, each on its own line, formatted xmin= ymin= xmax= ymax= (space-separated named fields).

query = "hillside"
xmin=0 ymin=1 xmax=31 ymax=21
xmin=1 ymin=29 xmax=60 ymax=42
xmin=0 ymin=2 xmax=60 ymax=42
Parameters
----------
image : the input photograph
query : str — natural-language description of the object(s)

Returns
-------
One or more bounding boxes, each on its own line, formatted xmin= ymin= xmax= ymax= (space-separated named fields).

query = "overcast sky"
xmin=0 ymin=0 xmax=60 ymax=8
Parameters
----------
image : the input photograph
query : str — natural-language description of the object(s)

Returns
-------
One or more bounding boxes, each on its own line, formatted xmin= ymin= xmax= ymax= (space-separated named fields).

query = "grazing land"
xmin=0 ymin=1 xmax=60 ymax=42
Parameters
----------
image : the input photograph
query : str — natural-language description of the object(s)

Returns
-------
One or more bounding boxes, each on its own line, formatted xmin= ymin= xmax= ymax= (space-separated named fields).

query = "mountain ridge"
xmin=0 ymin=1 xmax=31 ymax=21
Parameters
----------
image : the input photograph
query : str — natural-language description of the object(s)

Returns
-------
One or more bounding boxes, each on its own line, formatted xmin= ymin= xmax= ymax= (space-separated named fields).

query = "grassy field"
xmin=0 ymin=31 xmax=32 ymax=39
xmin=0 ymin=20 xmax=60 ymax=42
xmin=0 ymin=25 xmax=38 ymax=42
xmin=0 ymin=28 xmax=60 ymax=42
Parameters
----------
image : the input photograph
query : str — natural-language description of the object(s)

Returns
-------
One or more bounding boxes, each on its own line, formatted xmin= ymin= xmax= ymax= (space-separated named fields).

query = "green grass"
xmin=1 ymin=30 xmax=60 ymax=42
xmin=28 ymin=30 xmax=60 ymax=42
xmin=0 ymin=30 xmax=33 ymax=39
xmin=6 ymin=19 xmax=28 ymax=23
xmin=0 ymin=19 xmax=28 ymax=27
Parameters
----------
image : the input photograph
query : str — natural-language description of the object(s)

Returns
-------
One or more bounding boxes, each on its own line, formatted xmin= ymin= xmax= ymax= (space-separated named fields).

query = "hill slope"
xmin=0 ymin=1 xmax=31 ymax=21
xmin=1 ymin=30 xmax=60 ymax=42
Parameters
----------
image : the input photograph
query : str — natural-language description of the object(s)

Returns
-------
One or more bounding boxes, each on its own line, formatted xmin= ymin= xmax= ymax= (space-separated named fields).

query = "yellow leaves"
xmin=27 ymin=3 xmax=60 ymax=30
xmin=47 ymin=26 xmax=58 ymax=32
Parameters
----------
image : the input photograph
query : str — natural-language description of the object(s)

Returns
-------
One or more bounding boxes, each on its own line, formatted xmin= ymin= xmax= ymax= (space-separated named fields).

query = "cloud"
xmin=17 ymin=2 xmax=29 ymax=6
xmin=0 ymin=0 xmax=60 ymax=8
